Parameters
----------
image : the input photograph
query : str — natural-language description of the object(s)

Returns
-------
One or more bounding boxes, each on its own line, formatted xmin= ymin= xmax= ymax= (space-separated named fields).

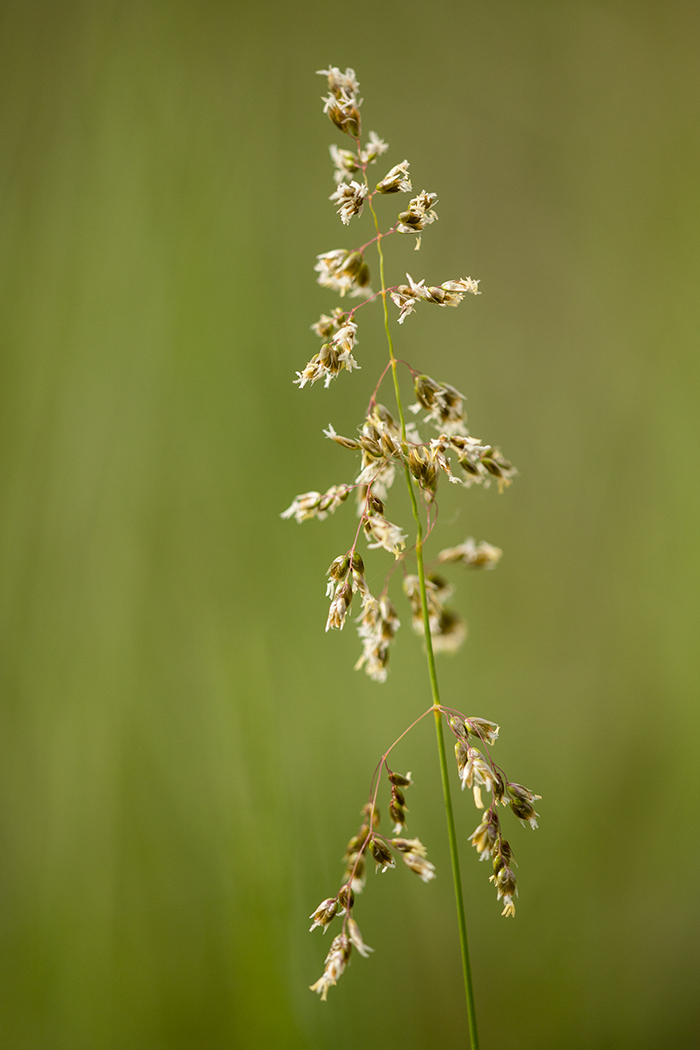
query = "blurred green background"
xmin=1 ymin=1 xmax=699 ymax=1047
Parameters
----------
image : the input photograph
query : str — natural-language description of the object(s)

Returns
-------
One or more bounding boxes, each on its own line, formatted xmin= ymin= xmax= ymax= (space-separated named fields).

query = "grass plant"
xmin=283 ymin=66 xmax=541 ymax=1049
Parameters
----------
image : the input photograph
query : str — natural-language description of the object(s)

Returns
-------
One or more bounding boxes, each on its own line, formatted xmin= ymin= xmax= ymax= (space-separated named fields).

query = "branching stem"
xmin=368 ymin=196 xmax=480 ymax=1050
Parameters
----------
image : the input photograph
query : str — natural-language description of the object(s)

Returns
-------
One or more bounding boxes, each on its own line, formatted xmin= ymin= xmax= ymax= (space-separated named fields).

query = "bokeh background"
xmin=1 ymin=1 xmax=699 ymax=1047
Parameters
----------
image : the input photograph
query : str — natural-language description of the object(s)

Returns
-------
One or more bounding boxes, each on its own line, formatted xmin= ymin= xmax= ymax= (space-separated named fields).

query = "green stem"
xmin=368 ymin=198 xmax=480 ymax=1050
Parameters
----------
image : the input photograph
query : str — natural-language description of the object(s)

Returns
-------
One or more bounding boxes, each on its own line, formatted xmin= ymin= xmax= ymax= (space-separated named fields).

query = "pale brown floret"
xmin=311 ymin=307 xmax=349 ymax=340
xmin=391 ymin=836 xmax=425 ymax=855
xmin=352 ymin=404 xmax=404 ymax=502
xmin=403 ymin=573 xmax=451 ymax=634
xmin=317 ymin=66 xmax=362 ymax=138
xmin=325 ymin=552 xmax=374 ymax=632
xmin=443 ymin=434 xmax=516 ymax=489
xmin=325 ymin=99 xmax=361 ymax=137
xmin=507 ymin=783 xmax=542 ymax=829
xmin=323 ymin=423 xmax=360 ymax=450
xmin=423 ymin=277 xmax=480 ymax=304
xmin=347 ymin=918 xmax=373 ymax=958
xmin=317 ymin=66 xmax=361 ymax=102
xmin=403 ymin=574 xmax=465 ymax=652
xmin=401 ymin=851 xmax=436 ymax=882
xmin=490 ymin=864 xmax=517 ymax=917
xmin=386 ymin=769 xmax=413 ymax=832
xmin=402 ymin=431 xmax=516 ymax=490
xmin=449 ymin=716 xmax=500 ymax=748
xmin=407 ymin=445 xmax=439 ymax=499
xmin=369 ymin=836 xmax=395 ymax=872
xmin=281 ymin=485 xmax=351 ymax=523
xmin=396 ymin=191 xmax=438 ymax=234
xmin=309 ymin=932 xmax=352 ymax=1000
xmin=390 ymin=836 xmax=436 ymax=882
xmin=326 ymin=578 xmax=354 ymax=632
xmin=357 ymin=403 xmax=404 ymax=463
xmin=389 ymin=273 xmax=429 ymax=323
xmin=329 ymin=180 xmax=368 ymax=225
xmin=412 ymin=373 xmax=468 ymax=434
xmin=309 ymin=897 xmax=339 ymax=933
xmin=363 ymin=514 xmax=407 ymax=556
xmin=391 ymin=275 xmax=479 ymax=323
xmin=296 ymin=316 xmax=360 ymax=389
xmin=469 ymin=807 xmax=522 ymax=916
xmin=336 ymin=884 xmax=354 ymax=914
xmin=376 ymin=160 xmax=412 ymax=194
xmin=455 ymin=743 xmax=502 ymax=808
xmin=341 ymin=823 xmax=368 ymax=894
xmin=361 ymin=131 xmax=388 ymax=165
xmin=389 ymin=783 xmax=408 ymax=832
xmin=478 ymin=446 xmax=517 ymax=490
xmin=343 ymin=803 xmax=379 ymax=866
xmin=355 ymin=461 xmax=397 ymax=507
xmin=315 ymin=249 xmax=371 ymax=298
xmin=468 ymin=808 xmax=501 ymax=861
xmin=437 ymin=538 xmax=503 ymax=569
xmin=427 ymin=438 xmax=462 ymax=486
xmin=343 ymin=854 xmax=366 ymax=894
xmin=387 ymin=771 xmax=413 ymax=788
xmin=329 ymin=144 xmax=361 ymax=184
xmin=429 ymin=609 xmax=467 ymax=653
xmin=355 ymin=594 xmax=401 ymax=683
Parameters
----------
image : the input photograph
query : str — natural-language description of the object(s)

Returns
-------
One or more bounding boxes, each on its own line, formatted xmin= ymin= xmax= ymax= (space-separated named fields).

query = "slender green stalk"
xmin=369 ymin=199 xmax=480 ymax=1050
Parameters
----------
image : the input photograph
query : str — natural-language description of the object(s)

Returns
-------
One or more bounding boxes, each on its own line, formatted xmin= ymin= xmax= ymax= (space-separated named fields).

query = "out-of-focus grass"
xmin=0 ymin=1 xmax=699 ymax=1048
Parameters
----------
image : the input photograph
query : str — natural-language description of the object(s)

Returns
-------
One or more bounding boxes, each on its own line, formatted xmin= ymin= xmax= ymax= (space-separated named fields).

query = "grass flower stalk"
xmin=369 ymin=192 xmax=480 ymax=1045
xmin=284 ymin=66 xmax=541 ymax=1046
